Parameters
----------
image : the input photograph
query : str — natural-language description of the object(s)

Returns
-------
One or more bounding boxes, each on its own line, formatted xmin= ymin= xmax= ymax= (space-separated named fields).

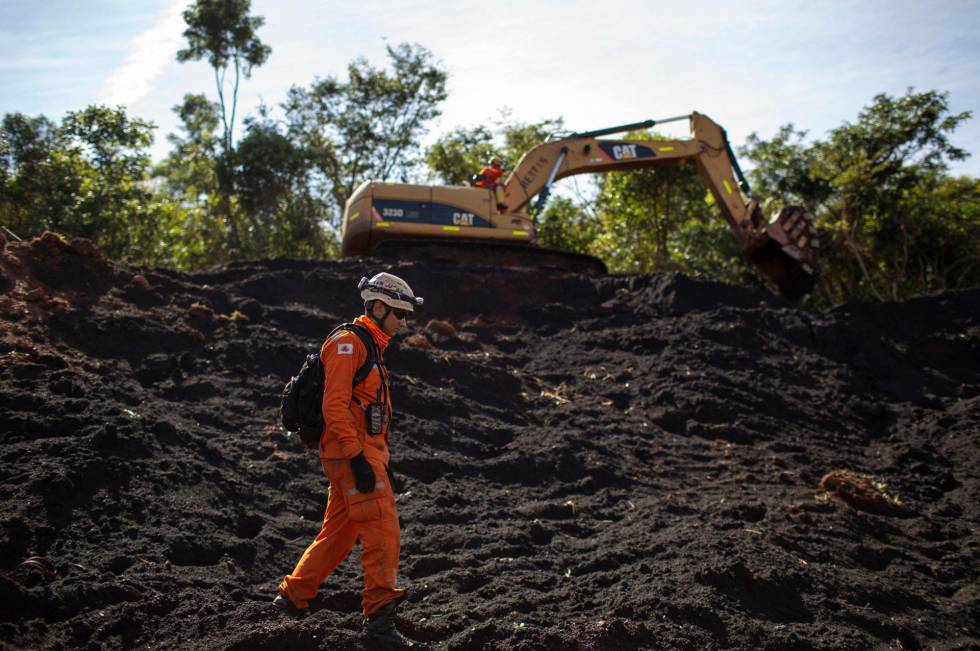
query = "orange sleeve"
xmin=320 ymin=330 xmax=366 ymax=459
xmin=485 ymin=167 xmax=505 ymax=183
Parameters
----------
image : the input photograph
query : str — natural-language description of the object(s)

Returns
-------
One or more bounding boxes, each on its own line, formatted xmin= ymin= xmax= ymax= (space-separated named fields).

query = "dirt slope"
xmin=1 ymin=233 xmax=978 ymax=651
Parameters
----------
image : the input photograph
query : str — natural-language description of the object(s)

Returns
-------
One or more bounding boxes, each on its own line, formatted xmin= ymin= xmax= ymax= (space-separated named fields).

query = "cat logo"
xmin=452 ymin=212 xmax=475 ymax=226
xmin=612 ymin=144 xmax=638 ymax=160
xmin=599 ymin=142 xmax=655 ymax=161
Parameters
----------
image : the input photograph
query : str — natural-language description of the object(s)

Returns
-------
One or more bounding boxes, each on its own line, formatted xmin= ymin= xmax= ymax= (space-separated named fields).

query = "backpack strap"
xmin=328 ymin=322 xmax=380 ymax=389
xmin=346 ymin=323 xmax=380 ymax=387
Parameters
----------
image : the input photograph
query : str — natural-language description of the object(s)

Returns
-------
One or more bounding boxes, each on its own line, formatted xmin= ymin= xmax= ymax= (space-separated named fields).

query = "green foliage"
xmin=425 ymin=113 xmax=563 ymax=185
xmin=0 ymin=106 xmax=175 ymax=264
xmin=536 ymin=196 xmax=600 ymax=254
xmin=0 ymin=113 xmax=68 ymax=235
xmin=668 ymin=216 xmax=758 ymax=287
xmin=155 ymin=94 xmax=227 ymax=267
xmin=741 ymin=125 xmax=831 ymax=210
xmin=175 ymin=0 xmax=271 ymax=265
xmin=157 ymin=95 xmax=222 ymax=206
xmin=155 ymin=98 xmax=338 ymax=267
xmin=425 ymin=125 xmax=496 ymax=185
xmin=884 ymin=173 xmax=980 ymax=294
xmin=501 ymin=116 xmax=565 ymax=165
xmin=235 ymin=110 xmax=338 ymax=258
xmin=742 ymin=88 xmax=976 ymax=302
xmin=177 ymin=0 xmax=271 ymax=151
xmin=593 ymin=144 xmax=713 ymax=273
xmin=284 ymin=43 xmax=448 ymax=225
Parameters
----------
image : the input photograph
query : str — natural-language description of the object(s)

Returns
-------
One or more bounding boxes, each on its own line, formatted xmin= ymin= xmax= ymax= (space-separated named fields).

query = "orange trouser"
xmin=278 ymin=457 xmax=403 ymax=615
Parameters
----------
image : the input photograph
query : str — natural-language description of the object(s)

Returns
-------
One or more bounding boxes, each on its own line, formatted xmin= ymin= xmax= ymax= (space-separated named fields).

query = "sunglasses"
xmin=391 ymin=308 xmax=409 ymax=320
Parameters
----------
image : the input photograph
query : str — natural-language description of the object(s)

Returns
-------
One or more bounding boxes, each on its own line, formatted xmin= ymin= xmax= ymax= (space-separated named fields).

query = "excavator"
xmin=340 ymin=112 xmax=819 ymax=300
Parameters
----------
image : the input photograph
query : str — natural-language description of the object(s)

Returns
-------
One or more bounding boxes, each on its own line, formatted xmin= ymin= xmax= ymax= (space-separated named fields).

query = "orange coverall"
xmin=476 ymin=164 xmax=507 ymax=205
xmin=474 ymin=164 xmax=506 ymax=189
xmin=279 ymin=315 xmax=405 ymax=616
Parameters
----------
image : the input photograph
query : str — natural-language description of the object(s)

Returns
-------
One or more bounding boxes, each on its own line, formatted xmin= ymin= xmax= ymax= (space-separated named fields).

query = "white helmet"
xmin=358 ymin=273 xmax=423 ymax=312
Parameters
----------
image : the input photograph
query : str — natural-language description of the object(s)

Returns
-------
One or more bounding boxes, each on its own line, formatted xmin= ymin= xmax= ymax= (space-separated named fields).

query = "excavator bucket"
xmin=743 ymin=206 xmax=819 ymax=301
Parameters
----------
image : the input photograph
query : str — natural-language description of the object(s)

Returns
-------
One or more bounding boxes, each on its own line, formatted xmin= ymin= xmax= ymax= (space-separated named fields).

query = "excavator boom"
xmin=501 ymin=112 xmax=818 ymax=298
xmin=340 ymin=111 xmax=819 ymax=300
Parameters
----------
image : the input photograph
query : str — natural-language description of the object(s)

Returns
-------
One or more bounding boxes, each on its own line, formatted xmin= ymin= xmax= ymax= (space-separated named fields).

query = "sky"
xmin=2 ymin=0 xmax=980 ymax=177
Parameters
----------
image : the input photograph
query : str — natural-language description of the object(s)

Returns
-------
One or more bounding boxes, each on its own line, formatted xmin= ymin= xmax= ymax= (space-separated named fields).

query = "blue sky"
xmin=2 ymin=0 xmax=979 ymax=176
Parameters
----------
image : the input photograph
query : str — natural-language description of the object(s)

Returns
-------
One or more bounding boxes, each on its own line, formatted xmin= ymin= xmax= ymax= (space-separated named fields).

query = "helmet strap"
xmin=367 ymin=300 xmax=391 ymax=330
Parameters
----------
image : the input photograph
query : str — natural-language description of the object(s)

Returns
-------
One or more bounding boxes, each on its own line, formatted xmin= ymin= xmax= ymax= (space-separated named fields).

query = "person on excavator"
xmin=474 ymin=155 xmax=508 ymax=212
xmin=274 ymin=272 xmax=423 ymax=648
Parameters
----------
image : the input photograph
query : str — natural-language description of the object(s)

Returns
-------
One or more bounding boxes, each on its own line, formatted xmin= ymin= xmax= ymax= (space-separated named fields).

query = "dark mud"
xmin=1 ymin=232 xmax=978 ymax=651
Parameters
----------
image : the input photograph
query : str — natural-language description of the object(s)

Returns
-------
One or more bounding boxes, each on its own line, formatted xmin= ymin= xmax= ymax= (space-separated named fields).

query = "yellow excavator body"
xmin=342 ymin=181 xmax=536 ymax=253
xmin=341 ymin=112 xmax=819 ymax=299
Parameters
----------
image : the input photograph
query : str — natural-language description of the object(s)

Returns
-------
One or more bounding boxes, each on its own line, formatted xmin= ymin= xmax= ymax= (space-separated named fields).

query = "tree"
xmin=0 ymin=106 xmax=176 ymax=264
xmin=284 ymin=43 xmax=448 ymax=225
xmin=426 ymin=113 xmax=563 ymax=186
xmin=0 ymin=113 xmax=66 ymax=238
xmin=425 ymin=124 xmax=495 ymax=186
xmin=154 ymin=94 xmax=225 ymax=267
xmin=585 ymin=131 xmax=716 ymax=274
xmin=156 ymin=96 xmax=339 ymax=267
xmin=158 ymin=94 xmax=222 ymax=204
xmin=742 ymin=88 xmax=975 ymax=302
xmin=741 ymin=124 xmax=831 ymax=211
xmin=535 ymin=196 xmax=601 ymax=255
xmin=177 ymin=0 xmax=270 ymax=256
xmin=177 ymin=0 xmax=271 ymax=153
xmin=235 ymin=108 xmax=337 ymax=258
xmin=667 ymin=214 xmax=754 ymax=287
xmin=898 ymin=173 xmax=980 ymax=293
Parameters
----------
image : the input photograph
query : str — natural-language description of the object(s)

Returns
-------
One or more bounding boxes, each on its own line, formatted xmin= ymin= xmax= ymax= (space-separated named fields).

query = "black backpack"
xmin=280 ymin=323 xmax=380 ymax=448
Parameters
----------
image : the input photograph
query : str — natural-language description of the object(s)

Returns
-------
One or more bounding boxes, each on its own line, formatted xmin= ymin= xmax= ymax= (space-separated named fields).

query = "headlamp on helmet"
xmin=358 ymin=273 xmax=423 ymax=312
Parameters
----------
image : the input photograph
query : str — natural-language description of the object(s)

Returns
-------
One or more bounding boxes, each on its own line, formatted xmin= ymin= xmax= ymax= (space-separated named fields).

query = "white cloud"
xmin=95 ymin=0 xmax=186 ymax=107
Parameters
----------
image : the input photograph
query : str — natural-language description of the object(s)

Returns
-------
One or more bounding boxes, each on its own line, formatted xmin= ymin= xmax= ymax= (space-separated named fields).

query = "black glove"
xmin=350 ymin=452 xmax=376 ymax=494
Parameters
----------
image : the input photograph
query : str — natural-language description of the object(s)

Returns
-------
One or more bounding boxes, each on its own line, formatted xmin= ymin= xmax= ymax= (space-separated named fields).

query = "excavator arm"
xmin=501 ymin=112 xmax=819 ymax=300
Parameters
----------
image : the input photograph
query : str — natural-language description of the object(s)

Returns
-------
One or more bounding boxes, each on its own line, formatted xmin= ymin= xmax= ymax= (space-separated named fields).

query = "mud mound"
xmin=1 ymin=235 xmax=978 ymax=651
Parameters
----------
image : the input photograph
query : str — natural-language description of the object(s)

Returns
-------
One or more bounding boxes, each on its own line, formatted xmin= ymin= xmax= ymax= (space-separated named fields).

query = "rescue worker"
xmin=274 ymin=272 xmax=422 ymax=648
xmin=474 ymin=155 xmax=508 ymax=212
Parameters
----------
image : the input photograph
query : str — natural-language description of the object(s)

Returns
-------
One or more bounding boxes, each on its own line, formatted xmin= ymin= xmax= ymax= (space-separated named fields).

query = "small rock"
xmin=70 ymin=238 xmax=102 ymax=259
xmin=129 ymin=274 xmax=150 ymax=290
xmin=426 ymin=319 xmax=456 ymax=337
xmin=25 ymin=287 xmax=48 ymax=302
xmin=188 ymin=302 xmax=214 ymax=321
xmin=37 ymin=231 xmax=68 ymax=251
xmin=404 ymin=333 xmax=433 ymax=350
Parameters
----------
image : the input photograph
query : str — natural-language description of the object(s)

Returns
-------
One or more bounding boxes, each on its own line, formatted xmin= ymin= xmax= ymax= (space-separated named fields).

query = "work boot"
xmin=273 ymin=593 xmax=307 ymax=618
xmin=365 ymin=600 xmax=414 ymax=648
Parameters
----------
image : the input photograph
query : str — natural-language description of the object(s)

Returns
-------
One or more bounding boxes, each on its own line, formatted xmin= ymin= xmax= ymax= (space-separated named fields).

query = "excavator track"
xmin=371 ymin=239 xmax=608 ymax=275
